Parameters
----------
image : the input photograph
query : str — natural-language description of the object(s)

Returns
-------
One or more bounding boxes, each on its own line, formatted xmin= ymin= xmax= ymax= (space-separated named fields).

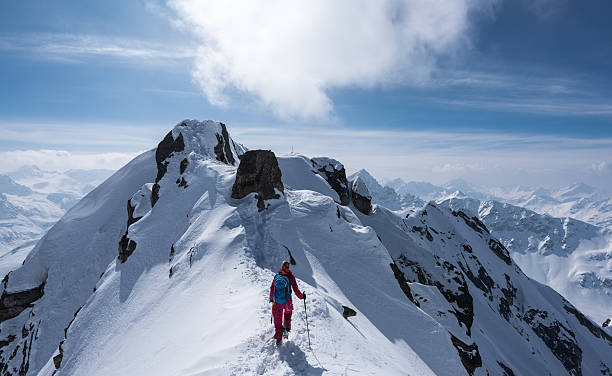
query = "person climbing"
xmin=269 ymin=260 xmax=305 ymax=346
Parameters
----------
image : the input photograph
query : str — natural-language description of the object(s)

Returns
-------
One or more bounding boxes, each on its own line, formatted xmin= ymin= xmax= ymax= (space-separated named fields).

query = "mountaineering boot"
xmin=282 ymin=328 xmax=289 ymax=339
xmin=276 ymin=339 xmax=282 ymax=346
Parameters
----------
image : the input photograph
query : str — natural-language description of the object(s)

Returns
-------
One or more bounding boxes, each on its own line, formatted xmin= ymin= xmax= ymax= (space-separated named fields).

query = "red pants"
xmin=272 ymin=301 xmax=293 ymax=340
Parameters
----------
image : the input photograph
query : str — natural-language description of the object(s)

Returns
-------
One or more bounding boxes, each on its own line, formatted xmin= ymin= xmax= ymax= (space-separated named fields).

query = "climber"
xmin=270 ymin=260 xmax=305 ymax=345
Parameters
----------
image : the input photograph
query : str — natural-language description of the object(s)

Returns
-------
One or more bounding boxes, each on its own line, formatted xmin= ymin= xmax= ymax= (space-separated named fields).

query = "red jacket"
xmin=269 ymin=269 xmax=304 ymax=302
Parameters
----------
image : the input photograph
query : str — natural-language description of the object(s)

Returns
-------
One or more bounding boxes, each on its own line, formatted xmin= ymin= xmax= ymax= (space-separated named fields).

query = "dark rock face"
xmin=231 ymin=150 xmax=284 ymax=211
xmin=450 ymin=334 xmax=482 ymax=376
xmin=604 ymin=318 xmax=611 ymax=328
xmin=563 ymin=305 xmax=612 ymax=343
xmin=488 ymin=239 xmax=512 ymax=265
xmin=389 ymin=262 xmax=419 ymax=307
xmin=396 ymin=254 xmax=474 ymax=335
xmin=311 ymin=159 xmax=350 ymax=205
xmin=452 ymin=210 xmax=490 ymax=235
xmin=497 ymin=361 xmax=516 ymax=376
xmin=0 ymin=282 xmax=45 ymax=323
xmin=214 ymin=123 xmax=236 ymax=165
xmin=152 ymin=131 xmax=185 ymax=207
xmin=342 ymin=306 xmax=357 ymax=319
xmin=351 ymin=180 xmax=372 ymax=215
xmin=155 ymin=131 xmax=185 ymax=184
xmin=117 ymin=200 xmax=143 ymax=263
xmin=180 ymin=158 xmax=189 ymax=174
xmin=524 ymin=309 xmax=583 ymax=376
xmin=53 ymin=341 xmax=63 ymax=369
xmin=118 ymin=236 xmax=137 ymax=263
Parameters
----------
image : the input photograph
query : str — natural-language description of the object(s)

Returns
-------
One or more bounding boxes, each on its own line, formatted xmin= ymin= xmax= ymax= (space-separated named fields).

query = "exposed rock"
xmin=488 ymin=239 xmax=512 ymax=265
xmin=176 ymin=177 xmax=188 ymax=188
xmin=342 ymin=306 xmax=357 ymax=319
xmin=117 ymin=200 xmax=143 ymax=263
xmin=155 ymin=131 xmax=185 ymax=184
xmin=397 ymin=255 xmax=474 ymax=335
xmin=53 ymin=341 xmax=64 ymax=369
xmin=603 ymin=318 xmax=611 ymax=328
xmin=563 ymin=305 xmax=612 ymax=343
xmin=118 ymin=236 xmax=137 ymax=263
xmin=0 ymin=282 xmax=45 ymax=323
xmin=450 ymin=334 xmax=482 ymax=376
xmin=389 ymin=262 xmax=419 ymax=307
xmin=311 ymin=158 xmax=350 ymax=205
xmin=0 ymin=335 xmax=15 ymax=349
xmin=231 ymin=150 xmax=284 ymax=211
xmin=151 ymin=131 xmax=185 ymax=208
xmin=452 ymin=210 xmax=489 ymax=235
xmin=497 ymin=361 xmax=516 ymax=376
xmin=411 ymin=225 xmax=433 ymax=241
xmin=351 ymin=177 xmax=372 ymax=215
xmin=524 ymin=308 xmax=583 ymax=376
xmin=180 ymin=158 xmax=189 ymax=174
xmin=213 ymin=123 xmax=236 ymax=165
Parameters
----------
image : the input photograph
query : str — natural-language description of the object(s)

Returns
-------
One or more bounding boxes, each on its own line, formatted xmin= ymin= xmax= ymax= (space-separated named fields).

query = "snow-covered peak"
xmin=0 ymin=174 xmax=33 ymax=196
xmin=351 ymin=176 xmax=371 ymax=199
xmin=167 ymin=119 xmax=245 ymax=165
xmin=348 ymin=169 xmax=380 ymax=189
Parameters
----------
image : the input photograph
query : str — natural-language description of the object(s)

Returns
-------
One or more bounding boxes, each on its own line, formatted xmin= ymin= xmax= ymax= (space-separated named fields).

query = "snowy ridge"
xmin=0 ymin=120 xmax=610 ymax=376
xmin=437 ymin=194 xmax=612 ymax=324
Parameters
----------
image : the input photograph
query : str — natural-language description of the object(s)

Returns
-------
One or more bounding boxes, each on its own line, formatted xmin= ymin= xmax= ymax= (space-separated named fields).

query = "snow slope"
xmin=438 ymin=194 xmax=611 ymax=324
xmin=0 ymin=120 xmax=610 ymax=376
xmin=0 ymin=169 xmax=113 ymax=279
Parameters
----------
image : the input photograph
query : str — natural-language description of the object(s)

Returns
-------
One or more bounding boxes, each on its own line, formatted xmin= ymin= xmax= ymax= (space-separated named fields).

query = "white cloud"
xmin=167 ymin=0 xmax=496 ymax=119
xmin=0 ymin=33 xmax=195 ymax=64
xmin=0 ymin=150 xmax=141 ymax=174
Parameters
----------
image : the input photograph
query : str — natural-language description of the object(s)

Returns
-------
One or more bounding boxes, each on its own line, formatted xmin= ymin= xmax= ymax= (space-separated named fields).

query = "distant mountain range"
xmin=0 ymin=167 xmax=114 ymax=277
xmin=352 ymin=170 xmax=612 ymax=324
xmin=384 ymin=176 xmax=612 ymax=230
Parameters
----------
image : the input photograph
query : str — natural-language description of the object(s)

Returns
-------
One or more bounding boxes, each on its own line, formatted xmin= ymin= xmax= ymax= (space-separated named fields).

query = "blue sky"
xmin=1 ymin=0 xmax=611 ymax=188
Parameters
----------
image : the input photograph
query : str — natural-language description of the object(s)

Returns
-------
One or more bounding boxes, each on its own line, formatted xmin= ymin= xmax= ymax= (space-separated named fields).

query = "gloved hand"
xmin=302 ymin=292 xmax=306 ymax=300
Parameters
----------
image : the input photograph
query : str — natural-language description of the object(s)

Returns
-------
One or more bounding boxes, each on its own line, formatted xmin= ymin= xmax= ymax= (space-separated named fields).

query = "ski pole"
xmin=303 ymin=294 xmax=312 ymax=348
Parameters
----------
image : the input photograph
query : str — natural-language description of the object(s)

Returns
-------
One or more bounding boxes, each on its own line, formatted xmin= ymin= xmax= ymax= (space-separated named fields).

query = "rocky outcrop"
xmin=231 ymin=150 xmax=284 ymax=211
xmin=152 ymin=131 xmax=185 ymax=207
xmin=214 ymin=123 xmax=236 ymax=165
xmin=117 ymin=199 xmax=143 ymax=263
xmin=351 ymin=177 xmax=372 ymax=215
xmin=524 ymin=309 xmax=583 ymax=376
xmin=311 ymin=158 xmax=350 ymax=205
xmin=342 ymin=306 xmax=357 ymax=319
xmin=450 ymin=334 xmax=482 ymax=376
xmin=0 ymin=282 xmax=45 ymax=323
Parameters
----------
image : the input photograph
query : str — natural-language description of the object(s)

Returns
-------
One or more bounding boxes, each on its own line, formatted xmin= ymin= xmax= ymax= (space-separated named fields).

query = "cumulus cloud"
xmin=167 ymin=0 xmax=495 ymax=118
xmin=0 ymin=150 xmax=141 ymax=174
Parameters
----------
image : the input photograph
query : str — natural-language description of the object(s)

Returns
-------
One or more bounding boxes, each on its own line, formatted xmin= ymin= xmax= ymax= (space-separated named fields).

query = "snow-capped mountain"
xmin=438 ymin=193 xmax=611 ymax=324
xmin=492 ymin=183 xmax=612 ymax=231
xmin=385 ymin=178 xmax=445 ymax=202
xmin=0 ymin=120 xmax=610 ymax=376
xmin=385 ymin=178 xmax=612 ymax=231
xmin=0 ymin=169 xmax=114 ymax=279
xmin=349 ymin=170 xmax=424 ymax=213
